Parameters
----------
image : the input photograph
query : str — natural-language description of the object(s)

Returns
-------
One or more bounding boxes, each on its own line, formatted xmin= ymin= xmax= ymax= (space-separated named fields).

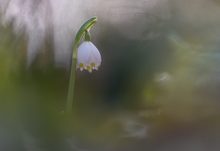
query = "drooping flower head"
xmin=77 ymin=41 xmax=101 ymax=72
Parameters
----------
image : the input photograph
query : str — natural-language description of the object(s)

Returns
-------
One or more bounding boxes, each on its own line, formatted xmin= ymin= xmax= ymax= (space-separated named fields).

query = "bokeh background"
xmin=0 ymin=0 xmax=220 ymax=150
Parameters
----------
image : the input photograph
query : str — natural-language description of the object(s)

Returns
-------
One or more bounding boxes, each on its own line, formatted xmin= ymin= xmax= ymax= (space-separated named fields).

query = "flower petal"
xmin=77 ymin=41 xmax=101 ymax=72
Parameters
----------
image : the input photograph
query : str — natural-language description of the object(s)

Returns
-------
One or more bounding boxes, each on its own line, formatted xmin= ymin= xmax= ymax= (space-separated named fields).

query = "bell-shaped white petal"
xmin=77 ymin=41 xmax=101 ymax=72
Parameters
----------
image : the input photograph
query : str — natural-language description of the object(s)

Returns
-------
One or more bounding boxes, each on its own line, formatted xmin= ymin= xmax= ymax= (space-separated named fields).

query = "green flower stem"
xmin=66 ymin=17 xmax=97 ymax=114
xmin=85 ymin=30 xmax=91 ymax=41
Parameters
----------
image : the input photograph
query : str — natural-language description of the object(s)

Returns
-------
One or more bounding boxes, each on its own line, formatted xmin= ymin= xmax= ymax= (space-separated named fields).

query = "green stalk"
xmin=66 ymin=17 xmax=97 ymax=114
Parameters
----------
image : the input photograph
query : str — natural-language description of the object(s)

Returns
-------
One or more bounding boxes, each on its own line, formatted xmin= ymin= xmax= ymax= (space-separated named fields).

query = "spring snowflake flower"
xmin=77 ymin=41 xmax=101 ymax=72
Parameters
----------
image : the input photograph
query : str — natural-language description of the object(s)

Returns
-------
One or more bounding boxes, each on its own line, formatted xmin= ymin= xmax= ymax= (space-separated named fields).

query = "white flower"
xmin=77 ymin=41 xmax=101 ymax=72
